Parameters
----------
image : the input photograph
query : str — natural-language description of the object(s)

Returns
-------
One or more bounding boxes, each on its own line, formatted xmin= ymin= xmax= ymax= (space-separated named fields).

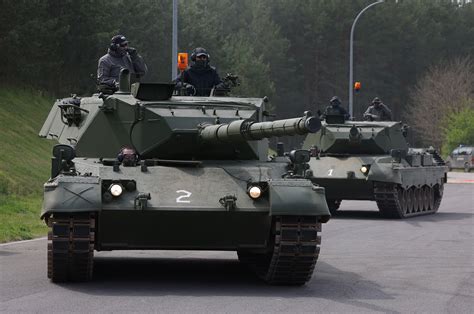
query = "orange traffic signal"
xmin=354 ymin=81 xmax=361 ymax=91
xmin=178 ymin=53 xmax=188 ymax=72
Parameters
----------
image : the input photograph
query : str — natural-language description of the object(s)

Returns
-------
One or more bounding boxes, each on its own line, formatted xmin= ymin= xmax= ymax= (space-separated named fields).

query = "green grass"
xmin=0 ymin=195 xmax=47 ymax=242
xmin=0 ymin=85 xmax=55 ymax=242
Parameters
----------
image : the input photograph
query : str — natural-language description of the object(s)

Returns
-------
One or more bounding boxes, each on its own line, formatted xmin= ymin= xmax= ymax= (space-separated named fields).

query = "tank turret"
xmin=40 ymin=83 xmax=320 ymax=161
xmin=303 ymin=116 xmax=408 ymax=154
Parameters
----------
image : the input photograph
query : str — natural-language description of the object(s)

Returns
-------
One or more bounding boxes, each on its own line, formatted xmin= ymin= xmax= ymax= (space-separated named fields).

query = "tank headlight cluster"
xmin=102 ymin=180 xmax=136 ymax=203
xmin=360 ymin=165 xmax=370 ymax=175
xmin=109 ymin=183 xmax=123 ymax=197
xmin=248 ymin=186 xmax=262 ymax=199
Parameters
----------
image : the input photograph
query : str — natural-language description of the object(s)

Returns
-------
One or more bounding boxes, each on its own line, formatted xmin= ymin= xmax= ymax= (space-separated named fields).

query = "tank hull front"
xmin=42 ymin=158 xmax=330 ymax=251
xmin=97 ymin=210 xmax=271 ymax=251
xmin=310 ymin=178 xmax=374 ymax=200
xmin=309 ymin=155 xmax=447 ymax=200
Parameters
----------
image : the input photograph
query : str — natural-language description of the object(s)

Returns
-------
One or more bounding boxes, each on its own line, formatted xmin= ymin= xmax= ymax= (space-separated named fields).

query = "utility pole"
xmin=171 ymin=0 xmax=178 ymax=80
xmin=348 ymin=0 xmax=384 ymax=117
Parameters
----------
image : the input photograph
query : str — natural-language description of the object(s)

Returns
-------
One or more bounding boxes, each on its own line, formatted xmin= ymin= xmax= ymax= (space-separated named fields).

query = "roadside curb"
xmin=0 ymin=237 xmax=46 ymax=247
xmin=447 ymin=179 xmax=474 ymax=184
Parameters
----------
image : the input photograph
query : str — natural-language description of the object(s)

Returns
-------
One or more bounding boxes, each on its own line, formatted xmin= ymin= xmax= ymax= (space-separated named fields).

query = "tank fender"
xmin=41 ymin=176 xmax=101 ymax=218
xmin=367 ymin=157 xmax=402 ymax=184
xmin=268 ymin=179 xmax=330 ymax=221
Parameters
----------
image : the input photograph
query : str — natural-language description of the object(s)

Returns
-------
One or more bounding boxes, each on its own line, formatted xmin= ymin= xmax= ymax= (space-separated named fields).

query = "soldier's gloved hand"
xmin=185 ymin=83 xmax=196 ymax=96
xmin=127 ymin=47 xmax=137 ymax=57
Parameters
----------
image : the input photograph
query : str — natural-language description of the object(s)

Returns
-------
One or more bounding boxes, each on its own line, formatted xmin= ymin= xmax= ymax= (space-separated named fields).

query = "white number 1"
xmin=327 ymin=169 xmax=334 ymax=176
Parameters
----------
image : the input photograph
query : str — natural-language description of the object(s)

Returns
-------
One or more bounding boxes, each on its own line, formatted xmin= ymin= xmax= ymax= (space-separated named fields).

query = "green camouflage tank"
xmin=39 ymin=73 xmax=330 ymax=285
xmin=303 ymin=115 xmax=447 ymax=218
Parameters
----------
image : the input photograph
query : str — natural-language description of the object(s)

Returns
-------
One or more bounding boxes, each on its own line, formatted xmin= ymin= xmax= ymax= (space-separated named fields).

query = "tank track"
xmin=238 ymin=216 xmax=321 ymax=285
xmin=374 ymin=183 xmax=443 ymax=219
xmin=47 ymin=212 xmax=95 ymax=282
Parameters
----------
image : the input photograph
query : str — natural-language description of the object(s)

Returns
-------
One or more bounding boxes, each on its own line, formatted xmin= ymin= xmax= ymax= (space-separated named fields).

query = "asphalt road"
xmin=1 ymin=183 xmax=473 ymax=313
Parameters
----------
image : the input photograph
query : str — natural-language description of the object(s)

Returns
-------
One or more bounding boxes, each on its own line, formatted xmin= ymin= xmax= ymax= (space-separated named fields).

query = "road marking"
xmin=0 ymin=237 xmax=46 ymax=247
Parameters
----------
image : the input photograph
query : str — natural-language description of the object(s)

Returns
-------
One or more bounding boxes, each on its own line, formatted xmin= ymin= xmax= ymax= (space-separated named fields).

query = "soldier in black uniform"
xmin=363 ymin=97 xmax=392 ymax=121
xmin=174 ymin=47 xmax=225 ymax=96
xmin=97 ymin=35 xmax=147 ymax=92
xmin=323 ymin=96 xmax=350 ymax=120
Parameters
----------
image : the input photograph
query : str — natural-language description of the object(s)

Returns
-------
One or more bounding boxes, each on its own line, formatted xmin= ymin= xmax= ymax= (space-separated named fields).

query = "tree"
xmin=405 ymin=57 xmax=474 ymax=149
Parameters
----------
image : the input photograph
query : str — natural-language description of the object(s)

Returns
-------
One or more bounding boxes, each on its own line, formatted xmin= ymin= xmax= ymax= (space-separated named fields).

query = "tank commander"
xmin=97 ymin=35 xmax=148 ymax=93
xmin=323 ymin=96 xmax=350 ymax=120
xmin=174 ymin=47 xmax=225 ymax=96
xmin=363 ymin=97 xmax=392 ymax=121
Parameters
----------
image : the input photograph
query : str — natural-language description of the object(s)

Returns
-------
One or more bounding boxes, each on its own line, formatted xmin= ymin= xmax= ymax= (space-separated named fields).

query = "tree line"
xmin=1 ymin=0 xmax=473 ymax=147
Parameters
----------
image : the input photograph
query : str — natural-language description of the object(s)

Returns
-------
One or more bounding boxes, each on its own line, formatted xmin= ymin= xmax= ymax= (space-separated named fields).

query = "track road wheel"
xmin=408 ymin=188 xmax=416 ymax=213
xmin=422 ymin=186 xmax=430 ymax=211
xmin=238 ymin=215 xmax=322 ymax=285
xmin=402 ymin=188 xmax=409 ymax=216
xmin=375 ymin=183 xmax=439 ymax=219
xmin=415 ymin=188 xmax=423 ymax=212
xmin=47 ymin=212 xmax=95 ymax=282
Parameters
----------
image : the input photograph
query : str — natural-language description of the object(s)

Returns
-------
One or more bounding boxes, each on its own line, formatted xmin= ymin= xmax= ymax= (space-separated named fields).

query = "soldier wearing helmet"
xmin=323 ymin=96 xmax=350 ymax=120
xmin=363 ymin=97 xmax=392 ymax=121
xmin=97 ymin=35 xmax=148 ymax=92
xmin=175 ymin=47 xmax=225 ymax=96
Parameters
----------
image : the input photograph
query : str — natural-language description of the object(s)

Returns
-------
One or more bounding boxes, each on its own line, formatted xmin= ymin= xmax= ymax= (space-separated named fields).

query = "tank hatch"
xmin=131 ymin=83 xmax=175 ymax=101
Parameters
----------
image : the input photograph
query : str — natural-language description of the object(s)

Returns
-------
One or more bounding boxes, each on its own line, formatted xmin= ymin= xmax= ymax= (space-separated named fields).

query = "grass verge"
xmin=0 ymin=85 xmax=54 ymax=242
xmin=0 ymin=194 xmax=47 ymax=243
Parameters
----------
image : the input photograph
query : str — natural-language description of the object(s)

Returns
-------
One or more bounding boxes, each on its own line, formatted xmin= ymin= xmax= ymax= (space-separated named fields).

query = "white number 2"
xmin=327 ymin=169 xmax=334 ymax=176
xmin=176 ymin=190 xmax=192 ymax=203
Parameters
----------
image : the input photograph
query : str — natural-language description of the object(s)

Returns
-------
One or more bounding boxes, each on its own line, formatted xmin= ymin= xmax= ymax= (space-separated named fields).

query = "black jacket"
xmin=175 ymin=65 xmax=223 ymax=96
xmin=323 ymin=104 xmax=350 ymax=120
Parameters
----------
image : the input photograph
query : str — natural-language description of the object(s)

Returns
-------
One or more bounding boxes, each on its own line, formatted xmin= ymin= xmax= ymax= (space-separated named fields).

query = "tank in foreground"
xmin=302 ymin=115 xmax=447 ymax=218
xmin=39 ymin=78 xmax=330 ymax=285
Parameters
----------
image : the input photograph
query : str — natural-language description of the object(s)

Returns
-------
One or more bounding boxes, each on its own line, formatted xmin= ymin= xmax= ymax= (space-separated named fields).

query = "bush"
xmin=442 ymin=107 xmax=474 ymax=156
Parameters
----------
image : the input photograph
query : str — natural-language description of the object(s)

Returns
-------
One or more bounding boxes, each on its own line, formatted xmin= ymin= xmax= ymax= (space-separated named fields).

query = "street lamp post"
xmin=348 ymin=0 xmax=384 ymax=117
xmin=171 ymin=0 xmax=178 ymax=80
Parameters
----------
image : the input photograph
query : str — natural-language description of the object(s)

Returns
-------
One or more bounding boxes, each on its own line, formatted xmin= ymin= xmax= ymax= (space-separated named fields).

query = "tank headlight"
xmin=360 ymin=166 xmax=369 ymax=175
xmin=248 ymin=186 xmax=262 ymax=199
xmin=109 ymin=184 xmax=123 ymax=197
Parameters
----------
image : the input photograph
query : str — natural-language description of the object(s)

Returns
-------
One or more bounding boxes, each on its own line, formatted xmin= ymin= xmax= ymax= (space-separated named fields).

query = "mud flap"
xmin=268 ymin=179 xmax=330 ymax=220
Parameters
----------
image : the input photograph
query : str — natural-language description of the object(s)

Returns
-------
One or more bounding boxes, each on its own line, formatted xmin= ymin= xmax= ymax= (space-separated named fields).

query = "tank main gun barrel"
xmin=199 ymin=111 xmax=321 ymax=143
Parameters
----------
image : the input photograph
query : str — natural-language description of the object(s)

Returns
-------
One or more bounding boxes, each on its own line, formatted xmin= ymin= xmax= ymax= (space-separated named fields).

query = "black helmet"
xmin=372 ymin=97 xmax=381 ymax=104
xmin=191 ymin=47 xmax=210 ymax=61
xmin=110 ymin=35 xmax=128 ymax=50
xmin=330 ymin=96 xmax=341 ymax=105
